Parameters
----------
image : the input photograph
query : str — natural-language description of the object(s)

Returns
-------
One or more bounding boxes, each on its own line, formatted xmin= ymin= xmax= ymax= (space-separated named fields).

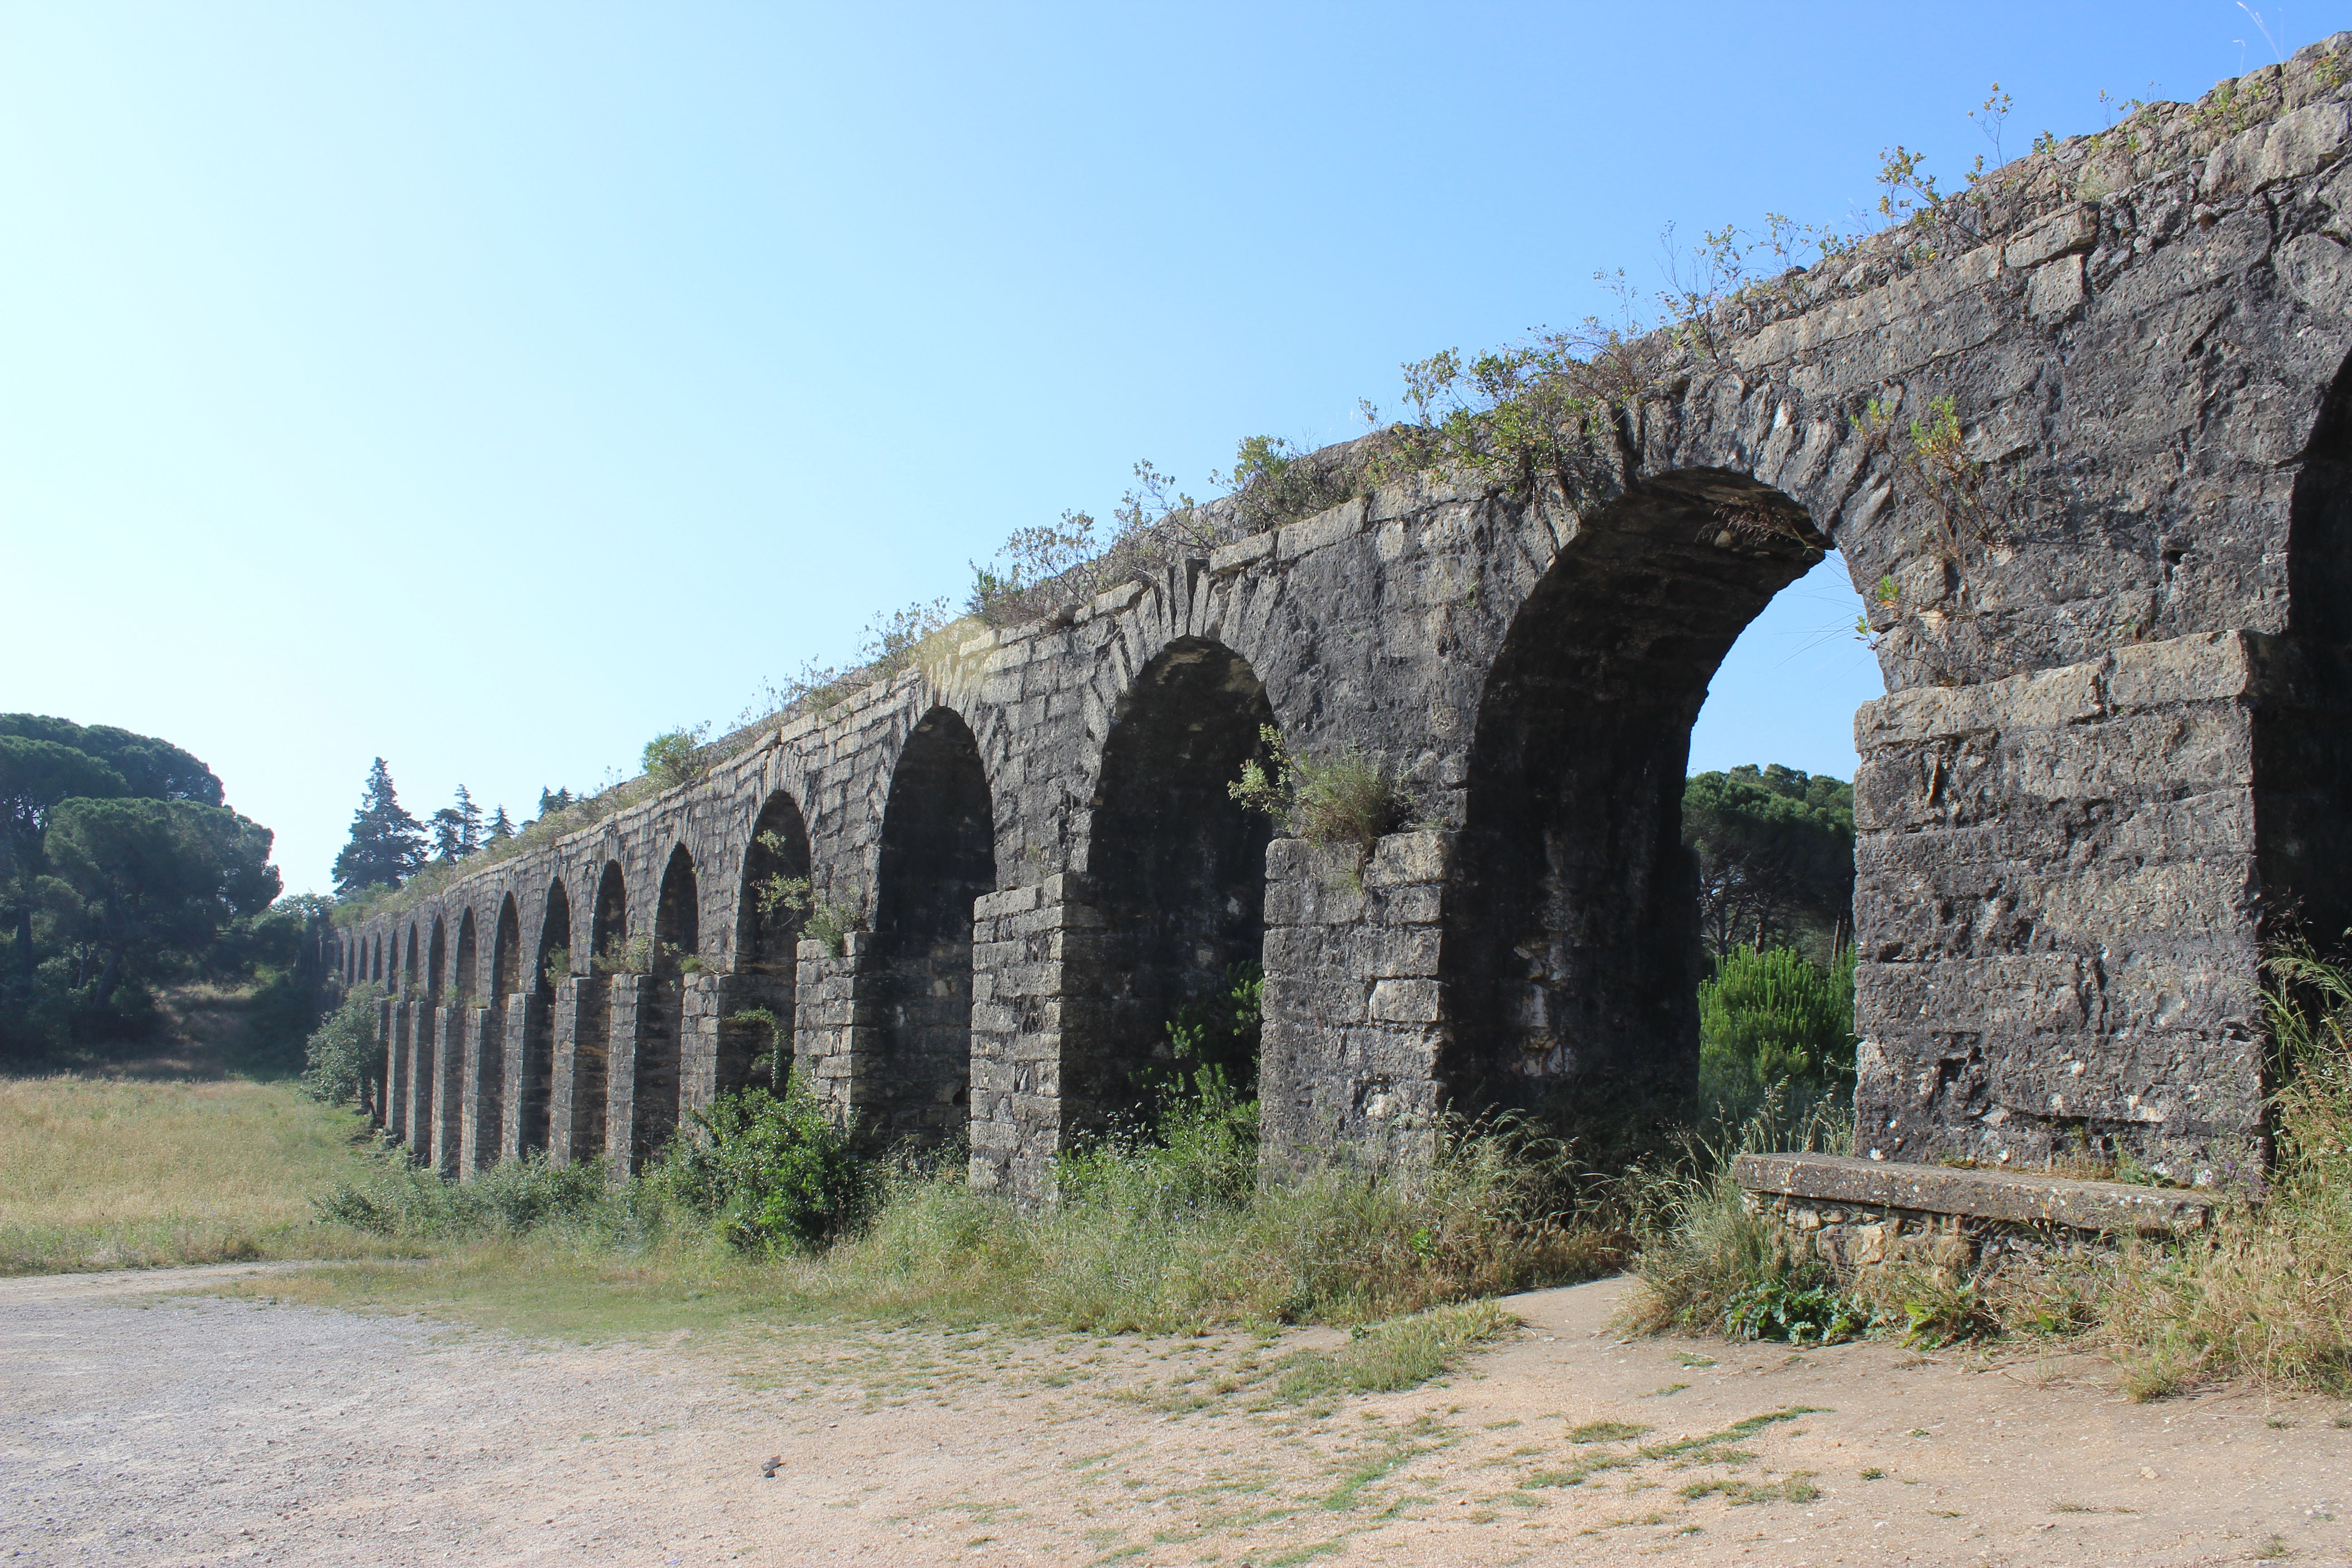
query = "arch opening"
xmin=737 ymin=793 xmax=813 ymax=976
xmin=519 ymin=879 xmax=569 ymax=1157
xmin=2274 ymin=351 xmax=2352 ymax=948
xmin=1443 ymin=470 xmax=1838 ymax=1156
xmin=453 ymin=910 xmax=478 ymax=1008
xmin=733 ymin=791 xmax=813 ymax=1093
xmin=629 ymin=844 xmax=698 ymax=1169
xmin=871 ymin=708 xmax=996 ymax=1146
xmin=492 ymin=896 xmax=522 ymax=999
xmin=592 ymin=862 xmax=627 ymax=966
xmin=1075 ymin=637 xmax=1277 ymax=1133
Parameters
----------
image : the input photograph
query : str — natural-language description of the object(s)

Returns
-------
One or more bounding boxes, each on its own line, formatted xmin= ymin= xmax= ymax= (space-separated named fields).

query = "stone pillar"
xmin=500 ymin=997 xmax=531 ymax=1162
xmin=794 ymin=936 xmax=871 ymax=1125
xmin=372 ymin=997 xmax=395 ymax=1127
xmin=549 ymin=975 xmax=608 ymax=1169
xmin=385 ymin=999 xmax=409 ymax=1139
xmin=1852 ymin=632 xmax=2276 ymax=1174
xmin=603 ymin=972 xmax=654 ymax=1174
xmin=406 ymin=1000 xmax=438 ymax=1163
xmin=1259 ymin=832 xmax=1450 ymax=1178
xmin=678 ymin=972 xmax=721 ymax=1113
xmin=433 ymin=1006 xmax=465 ymax=1177
xmin=966 ymin=875 xmax=1097 ymax=1207
xmin=460 ymin=1004 xmax=502 ymax=1177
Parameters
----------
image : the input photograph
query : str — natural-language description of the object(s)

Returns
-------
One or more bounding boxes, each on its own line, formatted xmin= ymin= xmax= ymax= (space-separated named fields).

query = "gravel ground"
xmin=8 ymin=1264 xmax=2352 ymax=1567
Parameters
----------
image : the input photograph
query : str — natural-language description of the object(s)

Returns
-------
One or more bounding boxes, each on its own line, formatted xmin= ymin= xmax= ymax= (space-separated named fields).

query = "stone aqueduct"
xmin=337 ymin=47 xmax=2352 ymax=1201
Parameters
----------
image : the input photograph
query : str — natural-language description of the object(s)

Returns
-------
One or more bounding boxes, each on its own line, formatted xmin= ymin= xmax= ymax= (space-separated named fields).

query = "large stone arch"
xmin=1440 ymin=470 xmax=1833 ymax=1151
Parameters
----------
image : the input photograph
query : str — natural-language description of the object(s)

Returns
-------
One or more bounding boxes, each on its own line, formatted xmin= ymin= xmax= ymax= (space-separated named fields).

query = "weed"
xmin=1229 ymin=725 xmax=1413 ymax=867
xmin=1569 ymin=1421 xmax=1651 ymax=1444
xmin=1860 ymin=1466 xmax=1885 ymax=1480
xmin=1678 ymin=1473 xmax=1820 ymax=1505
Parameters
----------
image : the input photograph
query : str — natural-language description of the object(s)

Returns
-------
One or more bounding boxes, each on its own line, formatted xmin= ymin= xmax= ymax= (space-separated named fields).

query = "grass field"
xmin=0 ymin=1071 xmax=399 ymax=1274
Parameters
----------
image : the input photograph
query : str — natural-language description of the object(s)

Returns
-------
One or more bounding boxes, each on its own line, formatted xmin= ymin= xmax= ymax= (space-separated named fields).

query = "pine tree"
xmin=429 ymin=784 xmax=485 ymax=863
xmin=331 ymin=758 xmax=426 ymax=895
xmin=536 ymin=786 xmax=574 ymax=818
xmin=485 ymin=805 xmax=515 ymax=844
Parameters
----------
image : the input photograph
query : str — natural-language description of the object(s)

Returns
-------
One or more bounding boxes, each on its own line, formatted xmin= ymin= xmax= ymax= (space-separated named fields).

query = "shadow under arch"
xmin=517 ymin=878 xmax=569 ymax=1157
xmin=1071 ymin=636 xmax=1277 ymax=1137
xmin=591 ymin=862 xmax=627 ymax=965
xmin=870 ymin=706 xmax=996 ymax=1146
xmin=628 ymin=843 xmax=699 ymax=1169
xmin=1441 ymin=469 xmax=1834 ymax=1154
xmin=734 ymin=790 xmax=813 ymax=1091
xmin=2272 ymin=348 xmax=2352 ymax=948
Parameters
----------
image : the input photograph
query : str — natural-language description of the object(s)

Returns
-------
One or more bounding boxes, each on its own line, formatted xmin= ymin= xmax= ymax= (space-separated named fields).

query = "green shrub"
xmin=641 ymin=725 xmax=710 ymax=789
xmin=300 ymin=985 xmax=382 ymax=1106
xmin=315 ymin=1150 xmax=608 ymax=1239
xmin=656 ymin=1079 xmax=869 ymax=1253
xmin=1698 ymin=945 xmax=1856 ymax=1121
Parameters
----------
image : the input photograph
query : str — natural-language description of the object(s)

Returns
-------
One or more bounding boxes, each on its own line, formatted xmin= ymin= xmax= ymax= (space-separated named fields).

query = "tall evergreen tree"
xmin=331 ymin=759 xmax=426 ymax=895
xmin=485 ymin=805 xmax=515 ymax=845
xmin=429 ymin=784 xmax=484 ymax=863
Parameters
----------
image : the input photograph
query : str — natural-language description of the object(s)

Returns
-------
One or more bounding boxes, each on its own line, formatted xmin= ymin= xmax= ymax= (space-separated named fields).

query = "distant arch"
xmin=492 ymin=895 xmax=523 ymax=998
xmin=627 ymin=845 xmax=699 ymax=1170
xmin=427 ymin=916 xmax=447 ymax=999
xmin=592 ymin=862 xmax=627 ymax=967
xmin=453 ymin=908 xmax=479 ymax=1008
xmin=517 ymin=879 xmax=570 ymax=1157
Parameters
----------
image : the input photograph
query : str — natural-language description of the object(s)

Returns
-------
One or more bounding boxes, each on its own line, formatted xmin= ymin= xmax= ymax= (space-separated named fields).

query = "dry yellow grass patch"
xmin=0 ymin=1074 xmax=398 ymax=1274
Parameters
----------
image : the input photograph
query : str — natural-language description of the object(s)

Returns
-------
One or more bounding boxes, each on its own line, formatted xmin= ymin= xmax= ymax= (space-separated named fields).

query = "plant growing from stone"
xmin=1229 ymin=724 xmax=1411 ymax=863
xmin=754 ymin=858 xmax=861 ymax=957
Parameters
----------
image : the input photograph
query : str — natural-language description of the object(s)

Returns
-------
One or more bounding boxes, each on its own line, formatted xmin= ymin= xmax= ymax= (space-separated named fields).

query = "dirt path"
xmin=5 ymin=1267 xmax=2351 ymax=1566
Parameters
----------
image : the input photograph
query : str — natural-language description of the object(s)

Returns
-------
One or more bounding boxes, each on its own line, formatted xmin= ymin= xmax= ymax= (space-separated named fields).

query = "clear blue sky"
xmin=3 ymin=2 xmax=2329 ymax=892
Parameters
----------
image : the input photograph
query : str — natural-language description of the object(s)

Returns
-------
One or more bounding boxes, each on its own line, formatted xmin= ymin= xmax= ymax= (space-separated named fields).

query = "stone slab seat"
xmin=1734 ymin=1152 xmax=2217 ymax=1236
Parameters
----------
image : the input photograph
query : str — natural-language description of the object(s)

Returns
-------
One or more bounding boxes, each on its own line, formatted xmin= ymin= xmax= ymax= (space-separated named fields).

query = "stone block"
xmin=1735 ymin=1152 xmax=2215 ymax=1235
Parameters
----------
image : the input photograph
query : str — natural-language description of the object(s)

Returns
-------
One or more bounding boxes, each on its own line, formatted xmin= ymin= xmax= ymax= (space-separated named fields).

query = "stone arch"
xmin=518 ymin=877 xmax=570 ymax=1157
xmin=656 ymin=843 xmax=700 ymax=967
xmin=371 ymin=934 xmax=383 ymax=984
xmin=870 ymin=706 xmax=997 ymax=1145
xmin=626 ymin=844 xmax=698 ymax=1170
xmin=736 ymin=791 xmax=813 ymax=976
xmin=404 ymin=923 xmax=420 ymax=992
xmin=1070 ymin=635 xmax=1278 ymax=1134
xmin=492 ymin=895 xmax=523 ymax=998
xmin=2271 ymin=347 xmax=2352 ymax=947
xmin=453 ymin=909 xmax=478 ymax=1007
xmin=592 ymin=861 xmax=627 ymax=965
xmin=1440 ymin=469 xmax=1833 ymax=1148
xmin=428 ymin=916 xmax=447 ymax=1000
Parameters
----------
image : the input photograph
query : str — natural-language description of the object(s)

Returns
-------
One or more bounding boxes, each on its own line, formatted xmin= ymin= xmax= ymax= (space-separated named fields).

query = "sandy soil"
xmin=5 ymin=1264 xmax=2351 ymax=1567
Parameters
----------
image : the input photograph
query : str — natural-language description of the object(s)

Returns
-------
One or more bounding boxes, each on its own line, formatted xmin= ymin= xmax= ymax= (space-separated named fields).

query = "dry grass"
xmin=0 ymin=1073 xmax=402 ymax=1274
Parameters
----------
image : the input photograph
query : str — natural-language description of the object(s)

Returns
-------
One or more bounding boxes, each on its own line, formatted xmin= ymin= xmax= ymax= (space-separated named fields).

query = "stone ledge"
xmin=1734 ymin=1152 xmax=2215 ymax=1235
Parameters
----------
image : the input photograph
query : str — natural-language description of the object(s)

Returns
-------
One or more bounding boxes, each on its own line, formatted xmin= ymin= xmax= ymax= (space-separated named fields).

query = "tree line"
xmin=0 ymin=713 xmax=319 ymax=1060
